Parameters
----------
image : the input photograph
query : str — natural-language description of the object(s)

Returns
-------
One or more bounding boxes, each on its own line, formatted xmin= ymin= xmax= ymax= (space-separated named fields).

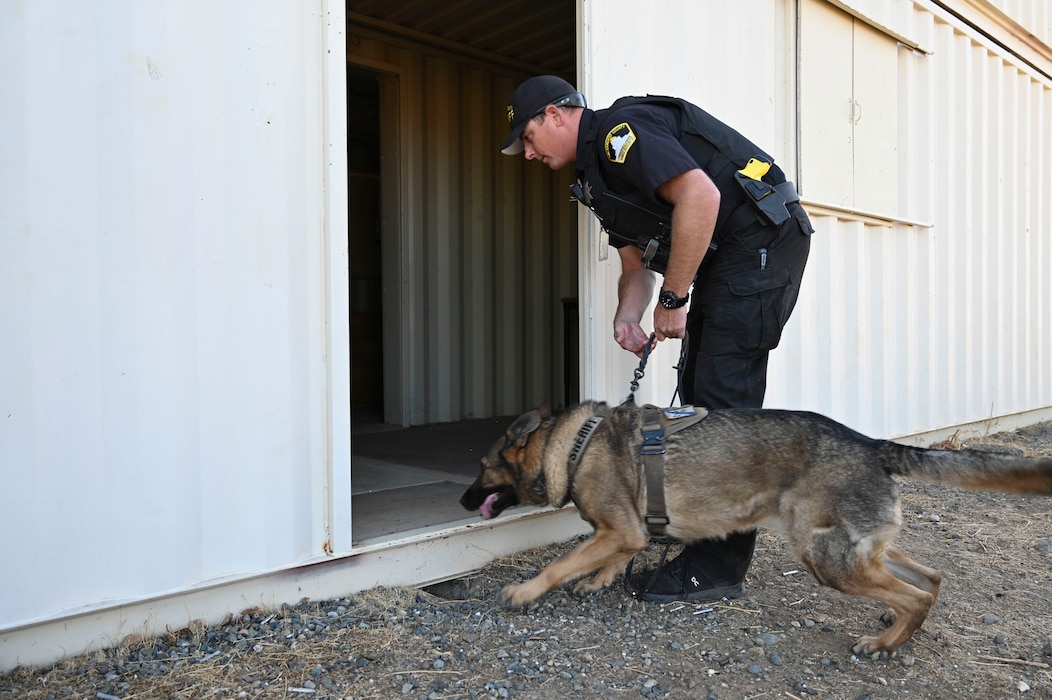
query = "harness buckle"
xmin=640 ymin=429 xmax=666 ymax=455
xmin=640 ymin=442 xmax=666 ymax=455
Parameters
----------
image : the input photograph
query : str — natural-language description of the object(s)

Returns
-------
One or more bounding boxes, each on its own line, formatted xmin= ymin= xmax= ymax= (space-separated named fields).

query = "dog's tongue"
xmin=480 ymin=493 xmax=500 ymax=519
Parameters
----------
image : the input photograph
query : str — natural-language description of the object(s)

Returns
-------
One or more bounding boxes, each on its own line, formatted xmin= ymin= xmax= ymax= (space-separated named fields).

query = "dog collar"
xmin=567 ymin=416 xmax=604 ymax=467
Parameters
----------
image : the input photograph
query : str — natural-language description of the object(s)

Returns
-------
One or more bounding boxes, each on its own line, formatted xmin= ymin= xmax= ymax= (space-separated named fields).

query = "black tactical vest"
xmin=573 ymin=95 xmax=783 ymax=271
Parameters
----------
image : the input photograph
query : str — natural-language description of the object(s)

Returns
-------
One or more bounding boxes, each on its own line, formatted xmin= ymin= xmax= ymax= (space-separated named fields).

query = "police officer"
xmin=501 ymin=75 xmax=812 ymax=603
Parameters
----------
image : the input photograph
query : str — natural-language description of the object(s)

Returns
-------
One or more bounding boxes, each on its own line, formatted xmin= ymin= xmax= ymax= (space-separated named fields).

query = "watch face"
xmin=660 ymin=290 xmax=687 ymax=309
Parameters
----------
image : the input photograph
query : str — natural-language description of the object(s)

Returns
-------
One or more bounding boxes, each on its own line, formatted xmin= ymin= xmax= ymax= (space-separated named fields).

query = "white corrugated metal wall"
xmin=2 ymin=0 xmax=1050 ymax=674
xmin=347 ymin=27 xmax=578 ymax=425
xmin=580 ymin=0 xmax=1052 ymax=440
xmin=0 ymin=0 xmax=348 ymax=633
xmin=989 ymin=0 xmax=1052 ymax=48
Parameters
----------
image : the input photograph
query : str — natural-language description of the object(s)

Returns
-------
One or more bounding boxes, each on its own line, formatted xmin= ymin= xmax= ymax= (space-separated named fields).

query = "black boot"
xmin=627 ymin=530 xmax=757 ymax=603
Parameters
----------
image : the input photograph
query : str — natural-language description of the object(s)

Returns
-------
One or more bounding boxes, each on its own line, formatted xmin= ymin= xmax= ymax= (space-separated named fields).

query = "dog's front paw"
xmin=572 ymin=576 xmax=610 ymax=596
xmin=498 ymin=582 xmax=540 ymax=608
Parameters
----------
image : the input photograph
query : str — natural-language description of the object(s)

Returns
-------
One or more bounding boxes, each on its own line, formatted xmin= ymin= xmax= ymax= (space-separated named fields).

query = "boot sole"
xmin=632 ymin=581 xmax=746 ymax=603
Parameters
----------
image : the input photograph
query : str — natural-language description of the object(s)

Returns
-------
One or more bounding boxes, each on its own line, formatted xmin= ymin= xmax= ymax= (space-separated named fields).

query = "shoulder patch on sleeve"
xmin=604 ymin=122 xmax=637 ymax=164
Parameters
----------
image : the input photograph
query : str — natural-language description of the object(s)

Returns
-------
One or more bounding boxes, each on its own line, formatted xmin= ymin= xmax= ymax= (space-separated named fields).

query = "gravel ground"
xmin=3 ymin=421 xmax=1052 ymax=700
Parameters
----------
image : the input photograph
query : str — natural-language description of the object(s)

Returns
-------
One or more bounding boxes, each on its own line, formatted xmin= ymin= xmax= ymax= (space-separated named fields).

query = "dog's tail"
xmin=882 ymin=442 xmax=1052 ymax=495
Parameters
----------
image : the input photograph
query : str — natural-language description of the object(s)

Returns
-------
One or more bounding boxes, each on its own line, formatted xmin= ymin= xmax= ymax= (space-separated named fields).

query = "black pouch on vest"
xmin=733 ymin=158 xmax=791 ymax=227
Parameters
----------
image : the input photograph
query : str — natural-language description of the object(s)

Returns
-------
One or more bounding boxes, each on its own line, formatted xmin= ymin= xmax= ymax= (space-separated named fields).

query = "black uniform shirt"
xmin=589 ymin=103 xmax=700 ymax=211
xmin=576 ymin=99 xmax=775 ymax=249
xmin=577 ymin=104 xmax=706 ymax=252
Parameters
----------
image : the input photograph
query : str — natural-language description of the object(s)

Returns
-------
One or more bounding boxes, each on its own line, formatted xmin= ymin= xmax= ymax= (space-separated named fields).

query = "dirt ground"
xmin=3 ymin=421 xmax=1052 ymax=700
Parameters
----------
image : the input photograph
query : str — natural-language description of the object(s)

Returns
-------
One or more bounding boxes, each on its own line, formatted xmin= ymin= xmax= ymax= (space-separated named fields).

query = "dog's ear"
xmin=507 ymin=409 xmax=543 ymax=443
xmin=538 ymin=402 xmax=552 ymax=419
xmin=483 ymin=409 xmax=544 ymax=470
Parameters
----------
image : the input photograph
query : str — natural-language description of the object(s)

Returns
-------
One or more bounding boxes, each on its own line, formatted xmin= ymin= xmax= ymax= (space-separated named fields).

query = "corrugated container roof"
xmin=347 ymin=0 xmax=576 ymax=76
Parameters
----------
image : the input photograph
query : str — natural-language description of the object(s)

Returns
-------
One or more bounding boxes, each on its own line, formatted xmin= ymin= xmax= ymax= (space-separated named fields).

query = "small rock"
xmin=982 ymin=614 xmax=1001 ymax=625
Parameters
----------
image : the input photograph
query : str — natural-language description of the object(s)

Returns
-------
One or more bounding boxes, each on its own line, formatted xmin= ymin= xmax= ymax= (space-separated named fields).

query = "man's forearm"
xmin=615 ymin=267 xmax=658 ymax=323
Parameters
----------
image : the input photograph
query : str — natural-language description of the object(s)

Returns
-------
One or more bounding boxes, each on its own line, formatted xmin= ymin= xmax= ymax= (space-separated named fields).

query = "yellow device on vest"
xmin=738 ymin=158 xmax=772 ymax=181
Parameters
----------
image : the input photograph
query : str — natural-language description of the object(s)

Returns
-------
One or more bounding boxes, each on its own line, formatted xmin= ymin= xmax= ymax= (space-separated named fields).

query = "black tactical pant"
xmin=676 ymin=201 xmax=812 ymax=573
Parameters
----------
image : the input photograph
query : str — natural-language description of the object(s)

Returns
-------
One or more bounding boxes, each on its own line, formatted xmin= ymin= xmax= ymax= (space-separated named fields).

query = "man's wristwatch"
xmin=658 ymin=289 xmax=689 ymax=309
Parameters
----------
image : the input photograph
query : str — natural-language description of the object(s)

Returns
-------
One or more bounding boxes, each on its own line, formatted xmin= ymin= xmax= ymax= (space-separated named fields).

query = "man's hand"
xmin=614 ymin=248 xmax=659 ymax=356
xmin=614 ymin=318 xmax=653 ymax=356
xmin=653 ymin=306 xmax=687 ymax=341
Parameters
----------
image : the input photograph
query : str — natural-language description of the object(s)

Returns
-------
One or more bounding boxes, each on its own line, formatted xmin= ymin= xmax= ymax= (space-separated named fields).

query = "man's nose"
xmin=523 ymin=142 xmax=537 ymax=160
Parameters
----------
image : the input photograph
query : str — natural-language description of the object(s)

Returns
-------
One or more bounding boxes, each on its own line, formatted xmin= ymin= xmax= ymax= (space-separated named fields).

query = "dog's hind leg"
xmin=499 ymin=527 xmax=647 ymax=607
xmin=801 ymin=532 xmax=936 ymax=656
xmin=884 ymin=546 xmax=941 ymax=598
xmin=876 ymin=546 xmax=942 ymax=629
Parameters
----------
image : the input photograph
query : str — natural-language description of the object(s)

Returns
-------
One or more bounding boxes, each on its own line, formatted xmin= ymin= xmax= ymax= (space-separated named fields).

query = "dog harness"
xmin=564 ymin=406 xmax=709 ymax=539
xmin=567 ymin=416 xmax=604 ymax=467
xmin=640 ymin=405 xmax=708 ymax=538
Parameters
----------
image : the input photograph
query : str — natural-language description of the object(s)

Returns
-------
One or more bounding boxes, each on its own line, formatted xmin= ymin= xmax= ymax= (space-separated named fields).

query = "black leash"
xmin=626 ymin=333 xmax=658 ymax=403
xmin=626 ymin=332 xmax=681 ymax=408
xmin=625 ymin=540 xmax=677 ymax=597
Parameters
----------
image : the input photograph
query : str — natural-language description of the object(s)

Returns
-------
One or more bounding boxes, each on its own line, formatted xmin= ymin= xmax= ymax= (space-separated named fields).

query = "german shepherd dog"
xmin=460 ymin=400 xmax=1052 ymax=655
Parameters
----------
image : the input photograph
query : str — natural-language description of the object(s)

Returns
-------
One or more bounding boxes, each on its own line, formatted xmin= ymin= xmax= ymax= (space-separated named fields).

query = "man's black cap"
xmin=500 ymin=75 xmax=585 ymax=155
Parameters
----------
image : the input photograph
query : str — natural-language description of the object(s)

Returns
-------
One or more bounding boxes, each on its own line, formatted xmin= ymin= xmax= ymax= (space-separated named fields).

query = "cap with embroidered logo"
xmin=500 ymin=75 xmax=586 ymax=155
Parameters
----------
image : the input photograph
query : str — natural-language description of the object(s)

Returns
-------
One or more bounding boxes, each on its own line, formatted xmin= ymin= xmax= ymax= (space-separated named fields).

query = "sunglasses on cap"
xmin=528 ymin=92 xmax=588 ymax=120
